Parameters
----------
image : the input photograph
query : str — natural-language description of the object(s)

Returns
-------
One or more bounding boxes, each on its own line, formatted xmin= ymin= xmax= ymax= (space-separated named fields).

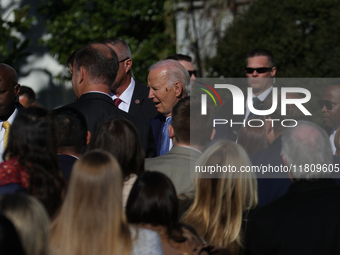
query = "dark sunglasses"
xmin=188 ymin=70 xmax=197 ymax=77
xmin=318 ymin=99 xmax=334 ymax=110
xmin=245 ymin=67 xmax=273 ymax=74
xmin=119 ymin=57 xmax=130 ymax=63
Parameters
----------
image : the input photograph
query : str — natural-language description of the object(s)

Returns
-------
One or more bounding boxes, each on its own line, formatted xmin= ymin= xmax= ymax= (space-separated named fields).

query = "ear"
xmin=173 ymin=81 xmax=183 ymax=98
xmin=124 ymin=59 xmax=132 ymax=74
xmin=86 ymin=131 xmax=91 ymax=145
xmin=210 ymin=128 xmax=216 ymax=141
xmin=271 ymin=66 xmax=276 ymax=78
xmin=14 ymin=84 xmax=21 ymax=98
xmin=168 ymin=124 xmax=175 ymax=139
xmin=78 ymin=67 xmax=86 ymax=86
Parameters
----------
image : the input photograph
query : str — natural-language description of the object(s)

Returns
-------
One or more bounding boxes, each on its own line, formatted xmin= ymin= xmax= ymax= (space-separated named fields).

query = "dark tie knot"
xmin=253 ymin=97 xmax=261 ymax=108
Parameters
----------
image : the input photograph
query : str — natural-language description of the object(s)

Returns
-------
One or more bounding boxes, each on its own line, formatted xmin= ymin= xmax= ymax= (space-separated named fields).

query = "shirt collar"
xmin=253 ymin=85 xmax=273 ymax=101
xmin=0 ymin=106 xmax=18 ymax=126
xmin=111 ymin=77 xmax=135 ymax=104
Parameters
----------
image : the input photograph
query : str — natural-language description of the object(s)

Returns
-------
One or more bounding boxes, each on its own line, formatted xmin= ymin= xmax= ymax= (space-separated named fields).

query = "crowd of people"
xmin=0 ymin=42 xmax=339 ymax=255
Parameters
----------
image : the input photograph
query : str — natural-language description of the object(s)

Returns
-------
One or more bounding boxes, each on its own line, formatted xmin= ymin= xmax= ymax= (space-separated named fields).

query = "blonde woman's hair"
xmin=50 ymin=150 xmax=132 ymax=255
xmin=0 ymin=193 xmax=50 ymax=255
xmin=182 ymin=140 xmax=258 ymax=254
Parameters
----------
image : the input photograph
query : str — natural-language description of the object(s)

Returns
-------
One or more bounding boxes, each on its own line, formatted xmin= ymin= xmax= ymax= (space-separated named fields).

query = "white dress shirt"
xmin=330 ymin=128 xmax=337 ymax=155
xmin=0 ymin=107 xmax=18 ymax=163
xmin=111 ymin=78 xmax=135 ymax=113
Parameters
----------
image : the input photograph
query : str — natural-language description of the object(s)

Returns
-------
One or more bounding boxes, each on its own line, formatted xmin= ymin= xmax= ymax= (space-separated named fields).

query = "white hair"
xmin=149 ymin=59 xmax=190 ymax=95
xmin=281 ymin=121 xmax=333 ymax=180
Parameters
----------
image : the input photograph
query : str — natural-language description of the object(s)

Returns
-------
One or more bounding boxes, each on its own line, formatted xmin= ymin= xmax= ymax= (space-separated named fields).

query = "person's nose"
xmin=148 ymin=89 xmax=154 ymax=99
xmin=252 ymin=70 xmax=258 ymax=77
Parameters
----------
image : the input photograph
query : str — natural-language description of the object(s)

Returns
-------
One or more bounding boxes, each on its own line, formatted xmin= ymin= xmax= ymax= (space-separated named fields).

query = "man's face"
xmin=148 ymin=69 xmax=180 ymax=117
xmin=246 ymin=56 xmax=276 ymax=96
xmin=0 ymin=67 xmax=20 ymax=116
xmin=178 ymin=60 xmax=196 ymax=83
xmin=321 ymin=85 xmax=340 ymax=128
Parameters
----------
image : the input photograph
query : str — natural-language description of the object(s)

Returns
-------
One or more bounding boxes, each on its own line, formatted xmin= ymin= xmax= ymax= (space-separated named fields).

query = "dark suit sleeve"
xmin=145 ymin=124 xmax=157 ymax=158
xmin=129 ymin=80 xmax=158 ymax=122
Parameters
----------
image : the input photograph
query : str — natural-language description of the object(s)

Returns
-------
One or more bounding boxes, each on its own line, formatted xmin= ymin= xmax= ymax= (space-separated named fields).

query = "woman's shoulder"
xmin=130 ymin=226 xmax=164 ymax=255
xmin=0 ymin=158 xmax=28 ymax=188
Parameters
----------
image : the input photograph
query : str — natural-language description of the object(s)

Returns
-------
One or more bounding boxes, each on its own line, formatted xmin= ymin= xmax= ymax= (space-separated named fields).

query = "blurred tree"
xmin=206 ymin=0 xmax=340 ymax=78
xmin=0 ymin=5 xmax=35 ymax=69
xmin=38 ymin=0 xmax=176 ymax=83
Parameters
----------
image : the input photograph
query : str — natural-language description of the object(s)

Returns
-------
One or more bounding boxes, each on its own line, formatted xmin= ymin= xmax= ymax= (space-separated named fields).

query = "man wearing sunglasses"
xmin=320 ymin=83 xmax=340 ymax=154
xmin=220 ymin=49 xmax=276 ymax=141
xmin=102 ymin=38 xmax=158 ymax=122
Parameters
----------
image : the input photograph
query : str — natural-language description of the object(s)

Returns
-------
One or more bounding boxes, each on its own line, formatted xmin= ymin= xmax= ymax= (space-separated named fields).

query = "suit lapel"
xmin=129 ymin=80 xmax=144 ymax=117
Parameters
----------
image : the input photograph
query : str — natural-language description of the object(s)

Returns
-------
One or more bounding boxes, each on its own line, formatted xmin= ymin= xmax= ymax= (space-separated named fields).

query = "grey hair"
xmin=281 ymin=120 xmax=333 ymax=180
xmin=149 ymin=59 xmax=190 ymax=95
xmin=102 ymin=38 xmax=133 ymax=77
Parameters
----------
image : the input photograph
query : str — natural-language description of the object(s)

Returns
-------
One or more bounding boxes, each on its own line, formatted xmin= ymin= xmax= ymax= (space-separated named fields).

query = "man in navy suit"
xmin=246 ymin=121 xmax=340 ymax=255
xmin=148 ymin=59 xmax=189 ymax=156
xmin=250 ymin=92 xmax=310 ymax=207
xmin=102 ymin=38 xmax=158 ymax=122
xmin=62 ymin=43 xmax=156 ymax=158
xmin=54 ymin=107 xmax=89 ymax=180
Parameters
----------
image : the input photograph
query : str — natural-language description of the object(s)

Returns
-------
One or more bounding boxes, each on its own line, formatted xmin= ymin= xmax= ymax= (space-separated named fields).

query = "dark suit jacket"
xmin=245 ymin=179 xmax=340 ymax=255
xmin=149 ymin=114 xmax=166 ymax=156
xmin=129 ymin=80 xmax=158 ymax=122
xmin=250 ymin=136 xmax=291 ymax=207
xmin=219 ymin=91 xmax=272 ymax=141
xmin=62 ymin=92 xmax=157 ymax=158
xmin=57 ymin=154 xmax=77 ymax=181
xmin=251 ymin=136 xmax=340 ymax=207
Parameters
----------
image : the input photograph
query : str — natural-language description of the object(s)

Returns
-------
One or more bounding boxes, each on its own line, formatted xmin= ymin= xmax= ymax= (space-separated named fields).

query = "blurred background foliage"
xmin=38 ymin=0 xmax=176 ymax=83
xmin=3 ymin=0 xmax=340 ymax=82
xmin=206 ymin=0 xmax=340 ymax=78
xmin=0 ymin=5 xmax=35 ymax=69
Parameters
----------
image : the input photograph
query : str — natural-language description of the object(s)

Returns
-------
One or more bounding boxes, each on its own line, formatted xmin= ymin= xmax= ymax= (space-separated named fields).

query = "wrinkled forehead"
xmin=148 ymin=68 xmax=168 ymax=83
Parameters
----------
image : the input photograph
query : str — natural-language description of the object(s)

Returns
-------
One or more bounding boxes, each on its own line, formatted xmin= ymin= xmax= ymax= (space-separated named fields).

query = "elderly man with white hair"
xmin=147 ymin=59 xmax=190 ymax=156
xmin=246 ymin=121 xmax=340 ymax=255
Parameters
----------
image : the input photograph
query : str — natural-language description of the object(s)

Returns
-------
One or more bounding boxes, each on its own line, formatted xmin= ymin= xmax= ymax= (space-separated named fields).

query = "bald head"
xmin=0 ymin=64 xmax=18 ymax=88
xmin=68 ymin=43 xmax=119 ymax=88
xmin=0 ymin=64 xmax=20 ymax=118
xmin=102 ymin=38 xmax=133 ymax=95
xmin=282 ymin=121 xmax=333 ymax=180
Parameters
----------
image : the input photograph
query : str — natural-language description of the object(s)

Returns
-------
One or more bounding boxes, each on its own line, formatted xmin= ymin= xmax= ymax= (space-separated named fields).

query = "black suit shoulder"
xmin=61 ymin=92 xmax=157 ymax=158
xmin=129 ymin=80 xmax=158 ymax=122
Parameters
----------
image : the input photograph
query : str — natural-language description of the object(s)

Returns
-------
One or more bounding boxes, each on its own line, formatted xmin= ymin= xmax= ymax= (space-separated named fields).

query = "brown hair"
xmin=87 ymin=118 xmax=144 ymax=180
xmin=172 ymin=96 xmax=213 ymax=146
xmin=50 ymin=150 xmax=132 ymax=255
xmin=237 ymin=118 xmax=269 ymax=155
